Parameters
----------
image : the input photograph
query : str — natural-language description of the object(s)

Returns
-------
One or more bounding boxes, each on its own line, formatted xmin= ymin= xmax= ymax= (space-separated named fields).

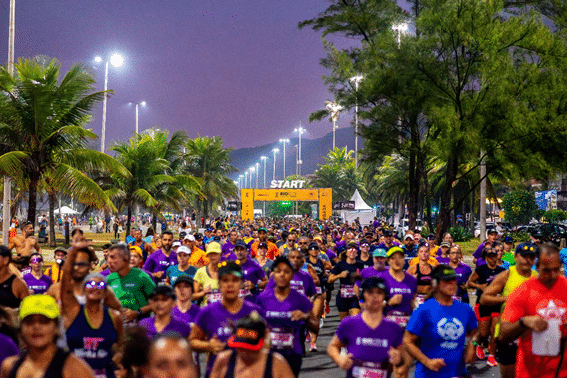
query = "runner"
xmin=404 ymin=264 xmax=478 ymax=378
xmin=165 ymin=245 xmax=197 ymax=286
xmin=305 ymin=241 xmax=330 ymax=352
xmin=480 ymin=243 xmax=537 ymax=377
xmin=193 ymin=242 xmax=222 ymax=307
xmin=357 ymin=240 xmax=373 ymax=268
xmin=171 ymin=276 xmax=201 ymax=325
xmin=128 ymin=229 xmax=152 ymax=263
xmin=436 ymin=242 xmax=451 ymax=264
xmin=252 ymin=242 xmax=274 ymax=275
xmin=144 ymin=333 xmax=199 ymax=378
xmin=473 ymin=229 xmax=498 ymax=266
xmin=467 ymin=245 xmax=506 ymax=364
xmin=447 ymin=245 xmax=472 ymax=303
xmin=500 ymin=242 xmax=567 ymax=378
xmin=46 ymin=247 xmax=67 ymax=283
xmin=190 ymin=261 xmax=262 ymax=377
xmin=354 ymin=247 xmax=388 ymax=297
xmin=328 ymin=277 xmax=404 ymax=378
xmin=407 ymin=245 xmax=434 ymax=308
xmin=258 ymin=256 xmax=319 ymax=377
xmin=210 ymin=312 xmax=295 ymax=378
xmin=22 ymin=253 xmax=52 ymax=295
xmin=278 ymin=231 xmax=298 ymax=257
xmin=328 ymin=242 xmax=364 ymax=320
xmin=0 ymin=245 xmax=29 ymax=310
xmin=233 ymin=240 xmax=267 ymax=300
xmin=143 ymin=231 xmax=177 ymax=284
xmin=139 ymin=285 xmax=191 ymax=339
xmin=221 ymin=230 xmax=238 ymax=261
xmin=128 ymin=246 xmax=144 ymax=269
xmin=251 ymin=228 xmax=279 ymax=259
xmin=7 ymin=221 xmax=41 ymax=271
xmin=264 ymin=248 xmax=317 ymax=298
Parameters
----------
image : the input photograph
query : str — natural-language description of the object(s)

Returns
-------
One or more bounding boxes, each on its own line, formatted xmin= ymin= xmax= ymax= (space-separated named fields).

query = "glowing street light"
xmin=95 ymin=53 xmax=124 ymax=152
xmin=260 ymin=156 xmax=268 ymax=188
xmin=272 ymin=148 xmax=279 ymax=181
xmin=325 ymin=101 xmax=344 ymax=150
xmin=249 ymin=166 xmax=256 ymax=189
xmin=294 ymin=124 xmax=305 ymax=176
xmin=279 ymin=138 xmax=289 ymax=180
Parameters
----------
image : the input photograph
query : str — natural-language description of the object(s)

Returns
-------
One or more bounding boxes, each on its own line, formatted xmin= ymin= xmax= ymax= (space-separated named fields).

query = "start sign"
xmin=270 ymin=180 xmax=306 ymax=189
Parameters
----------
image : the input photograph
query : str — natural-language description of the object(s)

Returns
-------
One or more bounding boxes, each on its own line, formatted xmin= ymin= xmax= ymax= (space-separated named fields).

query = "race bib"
xmin=415 ymin=294 xmax=426 ymax=307
xmin=352 ymin=366 xmax=387 ymax=378
xmin=316 ymin=286 xmax=323 ymax=295
xmin=340 ymin=285 xmax=355 ymax=298
xmin=207 ymin=290 xmax=222 ymax=303
xmin=451 ymin=295 xmax=462 ymax=302
xmin=386 ymin=315 xmax=410 ymax=327
xmin=239 ymin=288 xmax=251 ymax=298
xmin=270 ymin=327 xmax=294 ymax=349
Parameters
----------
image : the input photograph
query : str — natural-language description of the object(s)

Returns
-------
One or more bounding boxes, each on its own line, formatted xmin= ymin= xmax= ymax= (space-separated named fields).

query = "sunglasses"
xmin=85 ymin=280 xmax=106 ymax=290
xmin=30 ymin=257 xmax=43 ymax=264
xmin=74 ymin=262 xmax=91 ymax=268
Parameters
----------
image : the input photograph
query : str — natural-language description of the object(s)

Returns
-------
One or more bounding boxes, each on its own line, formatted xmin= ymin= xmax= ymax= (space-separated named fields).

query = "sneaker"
xmin=319 ymin=318 xmax=324 ymax=328
xmin=487 ymin=355 xmax=498 ymax=367
xmin=310 ymin=342 xmax=318 ymax=352
xmin=325 ymin=302 xmax=331 ymax=314
xmin=476 ymin=345 xmax=485 ymax=360
xmin=306 ymin=333 xmax=311 ymax=343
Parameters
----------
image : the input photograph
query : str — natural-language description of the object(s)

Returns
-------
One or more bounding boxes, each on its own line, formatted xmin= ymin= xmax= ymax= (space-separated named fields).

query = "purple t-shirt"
xmin=453 ymin=262 xmax=472 ymax=301
xmin=356 ymin=266 xmax=386 ymax=287
xmin=240 ymin=259 xmax=266 ymax=299
xmin=194 ymin=300 xmax=262 ymax=374
xmin=437 ymin=256 xmax=450 ymax=264
xmin=139 ymin=316 xmax=191 ymax=339
xmin=336 ymin=314 xmax=403 ymax=378
xmin=258 ymin=288 xmax=313 ymax=355
xmin=473 ymin=241 xmax=487 ymax=259
xmin=143 ymin=249 xmax=177 ymax=283
xmin=172 ymin=304 xmax=201 ymax=325
xmin=0 ymin=333 xmax=18 ymax=366
xmin=378 ymin=270 xmax=418 ymax=316
xmin=99 ymin=269 xmax=111 ymax=277
xmin=265 ymin=269 xmax=317 ymax=297
xmin=325 ymin=249 xmax=337 ymax=261
xmin=22 ymin=273 xmax=52 ymax=295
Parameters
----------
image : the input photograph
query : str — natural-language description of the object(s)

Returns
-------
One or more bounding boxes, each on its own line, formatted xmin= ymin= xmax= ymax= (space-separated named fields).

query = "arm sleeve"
xmin=406 ymin=306 xmax=425 ymax=337
xmin=473 ymin=243 xmax=484 ymax=259
xmin=335 ymin=318 xmax=350 ymax=345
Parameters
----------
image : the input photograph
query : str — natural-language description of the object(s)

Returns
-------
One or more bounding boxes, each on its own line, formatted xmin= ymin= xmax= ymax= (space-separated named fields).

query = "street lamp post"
xmin=350 ymin=75 xmax=364 ymax=168
xmin=272 ymin=148 xmax=279 ymax=181
xmin=294 ymin=125 xmax=305 ymax=176
xmin=245 ymin=171 xmax=249 ymax=188
xmin=325 ymin=101 xmax=343 ymax=150
xmin=279 ymin=138 xmax=289 ymax=180
xmin=96 ymin=53 xmax=124 ymax=152
xmin=131 ymin=101 xmax=146 ymax=134
xmin=260 ymin=156 xmax=267 ymax=216
xmin=249 ymin=167 xmax=256 ymax=189
xmin=255 ymin=162 xmax=259 ymax=189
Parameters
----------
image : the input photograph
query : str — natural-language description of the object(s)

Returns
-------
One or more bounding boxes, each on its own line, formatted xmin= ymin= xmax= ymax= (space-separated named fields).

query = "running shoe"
xmin=476 ymin=345 xmax=485 ymax=360
xmin=487 ymin=355 xmax=498 ymax=367
xmin=310 ymin=342 xmax=318 ymax=352
xmin=319 ymin=318 xmax=324 ymax=329
xmin=325 ymin=301 xmax=331 ymax=314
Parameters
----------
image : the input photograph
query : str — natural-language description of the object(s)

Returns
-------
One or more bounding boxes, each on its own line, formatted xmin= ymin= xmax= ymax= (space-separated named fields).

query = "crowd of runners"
xmin=0 ymin=217 xmax=565 ymax=378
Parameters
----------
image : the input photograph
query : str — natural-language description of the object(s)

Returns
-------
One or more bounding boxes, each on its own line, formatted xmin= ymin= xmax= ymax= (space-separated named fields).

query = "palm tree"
xmin=0 ymin=56 xmax=123 ymax=238
xmin=311 ymin=147 xmax=362 ymax=202
xmin=182 ymin=136 xmax=238 ymax=222
xmin=108 ymin=129 xmax=201 ymax=239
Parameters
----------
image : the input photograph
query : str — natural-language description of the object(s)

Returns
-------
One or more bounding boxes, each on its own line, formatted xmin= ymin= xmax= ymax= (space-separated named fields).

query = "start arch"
xmin=240 ymin=188 xmax=332 ymax=220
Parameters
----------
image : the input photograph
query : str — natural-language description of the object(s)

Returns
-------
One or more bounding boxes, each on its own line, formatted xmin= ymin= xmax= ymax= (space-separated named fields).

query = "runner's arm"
xmin=272 ymin=352 xmax=296 ymax=378
xmin=479 ymin=270 xmax=509 ymax=306
xmin=403 ymin=330 xmax=445 ymax=372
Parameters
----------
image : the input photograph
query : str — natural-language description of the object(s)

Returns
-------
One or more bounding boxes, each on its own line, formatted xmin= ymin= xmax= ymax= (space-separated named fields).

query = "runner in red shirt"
xmin=500 ymin=242 xmax=567 ymax=378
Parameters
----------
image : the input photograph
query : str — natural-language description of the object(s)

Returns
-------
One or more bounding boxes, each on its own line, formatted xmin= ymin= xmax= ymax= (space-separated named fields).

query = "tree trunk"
xmin=49 ymin=192 xmax=56 ymax=247
xmin=407 ymin=121 xmax=420 ymax=230
xmin=437 ymin=155 xmax=458 ymax=243
xmin=419 ymin=156 xmax=433 ymax=233
xmin=27 ymin=173 xmax=39 ymax=230
xmin=126 ymin=205 xmax=132 ymax=242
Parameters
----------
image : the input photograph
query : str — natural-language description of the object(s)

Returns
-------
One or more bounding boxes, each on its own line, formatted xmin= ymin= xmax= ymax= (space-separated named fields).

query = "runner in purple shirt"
xmin=221 ymin=230 xmax=238 ymax=261
xmin=0 ymin=332 xmax=18 ymax=366
xmin=258 ymin=256 xmax=319 ymax=378
xmin=354 ymin=248 xmax=388 ymax=296
xmin=233 ymin=241 xmax=267 ymax=299
xmin=171 ymin=276 xmax=201 ymax=325
xmin=448 ymin=245 xmax=472 ymax=303
xmin=190 ymin=261 xmax=262 ymax=376
xmin=265 ymin=248 xmax=317 ymax=297
xmin=139 ymin=285 xmax=191 ymax=339
xmin=22 ymin=253 xmax=52 ymax=295
xmin=329 ymin=277 xmax=404 ymax=378
xmin=143 ymin=231 xmax=177 ymax=283
xmin=473 ymin=230 xmax=498 ymax=266
xmin=378 ymin=247 xmax=417 ymax=328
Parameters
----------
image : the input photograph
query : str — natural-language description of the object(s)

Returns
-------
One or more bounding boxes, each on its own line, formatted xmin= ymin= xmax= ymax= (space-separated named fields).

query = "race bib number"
xmin=207 ymin=290 xmax=222 ymax=303
xmin=340 ymin=285 xmax=355 ymax=298
xmin=415 ymin=294 xmax=426 ymax=307
xmin=451 ymin=295 xmax=462 ymax=302
xmin=386 ymin=315 xmax=410 ymax=327
xmin=316 ymin=286 xmax=323 ymax=295
xmin=239 ymin=289 xmax=251 ymax=298
xmin=352 ymin=366 xmax=387 ymax=378
xmin=270 ymin=327 xmax=294 ymax=349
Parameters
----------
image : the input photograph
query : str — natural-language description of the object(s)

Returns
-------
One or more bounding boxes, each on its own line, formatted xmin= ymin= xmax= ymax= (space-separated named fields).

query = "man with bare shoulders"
xmin=8 ymin=222 xmax=40 ymax=271
xmin=0 ymin=245 xmax=28 ymax=319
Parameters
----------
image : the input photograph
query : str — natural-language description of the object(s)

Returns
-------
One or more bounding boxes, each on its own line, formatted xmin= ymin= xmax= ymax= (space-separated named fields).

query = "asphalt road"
xmin=299 ymin=297 xmax=501 ymax=378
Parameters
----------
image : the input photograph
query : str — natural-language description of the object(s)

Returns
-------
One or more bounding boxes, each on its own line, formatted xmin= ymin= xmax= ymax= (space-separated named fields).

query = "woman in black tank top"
xmin=407 ymin=245 xmax=434 ymax=307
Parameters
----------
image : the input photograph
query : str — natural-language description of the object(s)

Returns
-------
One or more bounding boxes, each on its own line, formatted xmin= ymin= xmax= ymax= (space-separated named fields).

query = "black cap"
xmin=360 ymin=240 xmax=370 ymax=247
xmin=173 ymin=275 xmax=194 ymax=287
xmin=0 ymin=245 xmax=11 ymax=258
xmin=235 ymin=240 xmax=248 ymax=249
xmin=308 ymin=242 xmax=320 ymax=250
xmin=383 ymin=230 xmax=393 ymax=236
xmin=218 ymin=261 xmax=243 ymax=279
xmin=194 ymin=233 xmax=203 ymax=240
xmin=179 ymin=231 xmax=187 ymax=239
xmin=432 ymin=264 xmax=457 ymax=281
xmin=258 ymin=242 xmax=268 ymax=249
xmin=487 ymin=229 xmax=498 ymax=235
xmin=516 ymin=243 xmax=538 ymax=256
xmin=427 ymin=234 xmax=436 ymax=240
xmin=360 ymin=277 xmax=389 ymax=302
xmin=150 ymin=285 xmax=176 ymax=300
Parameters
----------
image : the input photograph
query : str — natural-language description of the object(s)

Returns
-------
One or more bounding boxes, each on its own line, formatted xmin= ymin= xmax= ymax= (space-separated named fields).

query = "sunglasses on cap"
xmin=85 ymin=280 xmax=106 ymax=290
xmin=518 ymin=244 xmax=537 ymax=256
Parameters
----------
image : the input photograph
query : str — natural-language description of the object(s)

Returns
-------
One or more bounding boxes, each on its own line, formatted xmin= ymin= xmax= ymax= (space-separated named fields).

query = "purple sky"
xmin=0 ymin=0 xmax=358 ymax=150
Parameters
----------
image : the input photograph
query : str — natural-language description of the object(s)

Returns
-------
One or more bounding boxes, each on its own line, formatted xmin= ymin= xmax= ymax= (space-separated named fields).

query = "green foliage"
xmin=449 ymin=225 xmax=471 ymax=243
xmin=543 ymin=209 xmax=567 ymax=223
xmin=311 ymin=147 xmax=364 ymax=202
xmin=501 ymin=190 xmax=537 ymax=225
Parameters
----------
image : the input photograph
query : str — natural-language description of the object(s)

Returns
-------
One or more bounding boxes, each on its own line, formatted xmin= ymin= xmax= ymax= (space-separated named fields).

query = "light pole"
xmin=350 ymin=75 xmax=364 ymax=168
xmin=131 ymin=101 xmax=146 ymax=134
xmin=272 ymin=148 xmax=279 ymax=181
xmin=249 ymin=167 xmax=256 ymax=189
xmin=3 ymin=0 xmax=16 ymax=245
xmin=294 ymin=145 xmax=298 ymax=175
xmin=392 ymin=23 xmax=408 ymax=48
xmin=279 ymin=138 xmax=289 ymax=180
xmin=261 ymin=156 xmax=267 ymax=216
xmin=325 ymin=101 xmax=344 ymax=150
xmin=238 ymin=175 xmax=244 ymax=193
xmin=294 ymin=125 xmax=305 ymax=176
xmin=245 ymin=171 xmax=249 ymax=188
xmin=95 ymin=53 xmax=124 ymax=152
xmin=255 ymin=162 xmax=259 ymax=188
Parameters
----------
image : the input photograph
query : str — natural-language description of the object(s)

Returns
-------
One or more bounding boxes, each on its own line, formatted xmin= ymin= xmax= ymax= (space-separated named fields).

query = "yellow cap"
xmin=206 ymin=242 xmax=222 ymax=254
xmin=129 ymin=245 xmax=143 ymax=257
xmin=386 ymin=246 xmax=405 ymax=258
xmin=19 ymin=295 xmax=60 ymax=320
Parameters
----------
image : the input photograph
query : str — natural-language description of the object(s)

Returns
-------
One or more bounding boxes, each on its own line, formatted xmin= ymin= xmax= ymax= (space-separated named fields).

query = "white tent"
xmin=54 ymin=206 xmax=79 ymax=215
xmin=341 ymin=190 xmax=375 ymax=226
